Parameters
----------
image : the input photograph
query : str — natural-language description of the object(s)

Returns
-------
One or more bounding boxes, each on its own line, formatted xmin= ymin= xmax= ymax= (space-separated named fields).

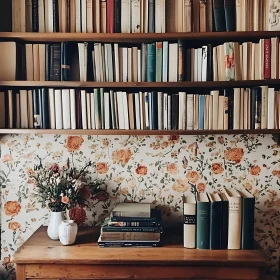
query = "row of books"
xmin=12 ymin=0 xmax=280 ymax=34
xmin=184 ymin=188 xmax=255 ymax=250
xmin=1 ymin=86 xmax=279 ymax=130
xmin=98 ymin=203 xmax=162 ymax=247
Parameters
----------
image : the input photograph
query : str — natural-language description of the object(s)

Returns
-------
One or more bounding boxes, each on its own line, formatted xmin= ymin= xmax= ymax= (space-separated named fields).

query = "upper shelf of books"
xmin=1 ymin=32 xmax=280 ymax=43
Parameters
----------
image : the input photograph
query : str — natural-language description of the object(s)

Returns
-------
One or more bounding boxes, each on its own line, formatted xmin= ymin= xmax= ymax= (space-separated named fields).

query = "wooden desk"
xmin=11 ymin=226 xmax=267 ymax=280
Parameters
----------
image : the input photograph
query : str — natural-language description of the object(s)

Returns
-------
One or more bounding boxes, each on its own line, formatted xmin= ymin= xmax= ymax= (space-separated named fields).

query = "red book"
xmin=264 ymin=39 xmax=271 ymax=79
xmin=106 ymin=0 xmax=114 ymax=33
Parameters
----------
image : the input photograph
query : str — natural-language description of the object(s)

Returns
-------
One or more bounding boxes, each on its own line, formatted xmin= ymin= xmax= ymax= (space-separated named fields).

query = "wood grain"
xmin=0 ymin=129 xmax=279 ymax=136
xmin=0 ymin=31 xmax=280 ymax=43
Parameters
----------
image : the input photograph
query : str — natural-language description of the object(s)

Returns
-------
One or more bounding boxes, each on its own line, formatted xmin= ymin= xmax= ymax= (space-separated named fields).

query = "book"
xmin=238 ymin=189 xmax=255 ymax=250
xmin=100 ymin=231 xmax=161 ymax=241
xmin=219 ymin=192 xmax=229 ymax=249
xmin=224 ymin=0 xmax=236 ymax=31
xmin=183 ymin=194 xmax=196 ymax=249
xmin=213 ymin=0 xmax=226 ymax=31
xmin=98 ymin=236 xmax=160 ymax=247
xmin=196 ymin=192 xmax=210 ymax=249
xmin=222 ymin=187 xmax=242 ymax=250
xmin=112 ymin=203 xmax=151 ymax=218
xmin=0 ymin=42 xmax=16 ymax=81
xmin=269 ymin=0 xmax=280 ymax=31
xmin=208 ymin=193 xmax=223 ymax=249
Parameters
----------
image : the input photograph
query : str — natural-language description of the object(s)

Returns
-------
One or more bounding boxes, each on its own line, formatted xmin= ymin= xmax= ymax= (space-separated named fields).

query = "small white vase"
xmin=58 ymin=220 xmax=78 ymax=246
xmin=47 ymin=211 xmax=65 ymax=240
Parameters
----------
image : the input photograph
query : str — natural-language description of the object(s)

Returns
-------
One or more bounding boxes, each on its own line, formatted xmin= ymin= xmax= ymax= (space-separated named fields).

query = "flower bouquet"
xmin=30 ymin=159 xmax=109 ymax=239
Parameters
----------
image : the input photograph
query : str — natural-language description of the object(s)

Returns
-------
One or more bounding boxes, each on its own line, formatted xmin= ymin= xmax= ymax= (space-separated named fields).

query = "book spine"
xmin=101 ymin=226 xmax=162 ymax=233
xmin=45 ymin=44 xmax=50 ymax=81
xmin=32 ymin=0 xmax=39 ymax=32
xmin=100 ymin=231 xmax=160 ymax=241
xmin=264 ymin=39 xmax=271 ymax=79
xmin=250 ymin=88 xmax=256 ymax=129
xmin=268 ymin=88 xmax=275 ymax=129
xmin=51 ymin=44 xmax=61 ymax=81
xmin=112 ymin=211 xmax=150 ymax=218
xmin=61 ymin=42 xmax=71 ymax=81
xmin=111 ymin=216 xmax=158 ymax=222
xmin=184 ymin=202 xmax=196 ymax=248
xmin=41 ymin=88 xmax=49 ymax=129
xmin=147 ymin=43 xmax=156 ymax=82
xmin=241 ymin=197 xmax=255 ymax=249
xmin=228 ymin=198 xmax=242 ymax=250
xmin=198 ymin=95 xmax=205 ymax=130
xmin=255 ymin=87 xmax=262 ymax=129
xmin=210 ymin=201 xmax=222 ymax=249
xmin=156 ymin=42 xmax=163 ymax=82
xmin=213 ymin=0 xmax=226 ymax=31
xmin=178 ymin=40 xmax=184 ymax=82
xmin=224 ymin=0 xmax=235 ymax=31
xmin=32 ymin=89 xmax=41 ymax=128
xmin=196 ymin=201 xmax=210 ymax=249
xmin=114 ymin=0 xmax=121 ymax=32
xmin=98 ymin=240 xmax=160 ymax=247
xmin=221 ymin=200 xmax=229 ymax=249
xmin=106 ymin=0 xmax=114 ymax=33
xmin=151 ymin=91 xmax=158 ymax=129
xmin=53 ymin=0 xmax=59 ymax=32
xmin=171 ymin=94 xmax=179 ymax=130
xmin=109 ymin=221 xmax=162 ymax=227
xmin=148 ymin=0 xmax=155 ymax=33
xmin=75 ymin=90 xmax=82 ymax=129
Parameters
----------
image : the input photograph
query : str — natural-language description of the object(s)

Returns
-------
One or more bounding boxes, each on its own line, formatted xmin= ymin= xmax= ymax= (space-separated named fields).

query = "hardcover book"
xmin=112 ymin=203 xmax=151 ymax=218
xmin=183 ymin=194 xmax=196 ymax=249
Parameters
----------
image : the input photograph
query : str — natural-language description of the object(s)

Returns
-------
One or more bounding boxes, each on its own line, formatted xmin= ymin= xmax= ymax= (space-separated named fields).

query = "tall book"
xmin=222 ymin=187 xmax=242 ymax=250
xmin=196 ymin=193 xmax=210 ymax=249
xmin=0 ymin=42 xmax=16 ymax=81
xmin=213 ymin=0 xmax=226 ymax=31
xmin=112 ymin=203 xmax=151 ymax=218
xmin=224 ymin=0 xmax=236 ymax=31
xmin=208 ymin=193 xmax=223 ymax=249
xmin=183 ymin=194 xmax=196 ymax=249
xmin=32 ymin=89 xmax=41 ymax=128
xmin=219 ymin=192 xmax=229 ymax=249
xmin=40 ymin=88 xmax=49 ymax=129
xmin=238 ymin=189 xmax=255 ymax=250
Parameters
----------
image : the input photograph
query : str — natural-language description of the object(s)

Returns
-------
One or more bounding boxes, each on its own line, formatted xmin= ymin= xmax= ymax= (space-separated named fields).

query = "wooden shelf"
xmin=0 ymin=31 xmax=280 ymax=43
xmin=1 ymin=80 xmax=280 ymax=89
xmin=0 ymin=129 xmax=279 ymax=135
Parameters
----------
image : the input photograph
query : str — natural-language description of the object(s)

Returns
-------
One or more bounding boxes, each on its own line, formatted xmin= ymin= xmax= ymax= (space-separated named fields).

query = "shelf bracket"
xmin=272 ymin=134 xmax=280 ymax=145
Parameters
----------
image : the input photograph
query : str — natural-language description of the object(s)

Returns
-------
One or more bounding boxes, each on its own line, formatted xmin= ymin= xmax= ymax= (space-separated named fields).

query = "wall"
xmin=0 ymin=133 xmax=280 ymax=279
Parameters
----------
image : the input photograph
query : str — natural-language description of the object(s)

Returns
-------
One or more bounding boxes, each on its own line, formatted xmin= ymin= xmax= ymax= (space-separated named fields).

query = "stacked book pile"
xmin=98 ymin=203 xmax=163 ymax=248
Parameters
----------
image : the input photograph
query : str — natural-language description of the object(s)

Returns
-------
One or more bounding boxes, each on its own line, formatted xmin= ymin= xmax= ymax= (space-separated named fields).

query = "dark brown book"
xmin=192 ymin=0 xmax=200 ymax=32
xmin=50 ymin=44 xmax=61 ymax=81
xmin=75 ymin=89 xmax=82 ymax=129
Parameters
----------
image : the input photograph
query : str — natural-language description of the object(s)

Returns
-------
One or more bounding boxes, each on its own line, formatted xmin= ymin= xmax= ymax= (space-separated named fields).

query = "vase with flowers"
xmin=30 ymin=159 xmax=108 ymax=240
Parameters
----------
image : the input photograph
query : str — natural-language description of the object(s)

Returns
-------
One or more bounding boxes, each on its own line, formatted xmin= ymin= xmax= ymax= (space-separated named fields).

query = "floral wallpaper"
xmin=0 ymin=133 xmax=280 ymax=279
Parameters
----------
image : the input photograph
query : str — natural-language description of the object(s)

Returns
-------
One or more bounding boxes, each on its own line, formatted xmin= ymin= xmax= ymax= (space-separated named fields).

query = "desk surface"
xmin=11 ymin=226 xmax=267 ymax=267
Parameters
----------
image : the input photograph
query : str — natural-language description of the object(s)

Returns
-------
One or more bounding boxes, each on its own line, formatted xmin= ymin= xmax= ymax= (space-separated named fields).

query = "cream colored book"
xmin=250 ymin=43 xmax=255 ymax=80
xmin=26 ymin=44 xmax=34 ymax=81
xmin=271 ymin=37 xmax=279 ymax=79
xmin=48 ymin=89 xmax=56 ymax=129
xmin=38 ymin=0 xmax=45 ymax=32
xmin=243 ymin=88 xmax=249 ymax=129
xmin=62 ymin=89 xmax=71 ymax=129
xmin=112 ymin=203 xmax=151 ymax=218
xmin=33 ymin=44 xmax=40 ymax=81
xmin=54 ymin=89 xmax=63 ymax=129
xmin=261 ymin=86 xmax=268 ymax=129
xmin=75 ymin=0 xmax=81 ymax=32
xmin=177 ymin=0 xmax=183 ymax=32
xmin=132 ymin=47 xmax=138 ymax=82
xmin=93 ymin=0 xmax=100 ymax=32
xmin=233 ymin=88 xmax=241 ymax=129
xmin=222 ymin=187 xmax=242 ymax=250
xmin=199 ymin=0 xmax=206 ymax=32
xmin=209 ymin=95 xmax=213 ymax=130
xmin=183 ymin=194 xmax=196 ymax=249
xmin=161 ymin=0 xmax=166 ymax=33
xmin=46 ymin=0 xmax=54 ymax=32
xmin=193 ymin=94 xmax=199 ymax=130
xmin=16 ymin=92 xmax=20 ymax=128
xmin=86 ymin=0 xmax=93 ymax=32
xmin=20 ymin=90 xmax=28 ymax=128
xmin=86 ymin=92 xmax=92 ymax=129
xmin=90 ymin=91 xmax=96 ymax=129
xmin=210 ymin=90 xmax=219 ymax=129
xmin=213 ymin=47 xmax=218 ymax=81
xmin=183 ymin=0 xmax=192 ymax=32
xmin=239 ymin=89 xmax=244 ymax=129
xmin=254 ymin=43 xmax=260 ymax=80
xmin=81 ymin=0 xmax=87 ymax=33
xmin=101 ymin=0 xmax=107 ymax=33
xmin=13 ymin=0 xmax=21 ymax=32
xmin=132 ymin=0 xmax=141 ymax=33
xmin=20 ymin=0 xmax=26 ymax=32
xmin=39 ymin=44 xmax=46 ymax=81
xmin=8 ymin=90 xmax=14 ymax=128
xmin=253 ymin=0 xmax=259 ymax=31
xmin=218 ymin=96 xmax=224 ymax=130
xmin=268 ymin=88 xmax=275 ymax=129
xmin=242 ymin=43 xmax=248 ymax=80
xmin=0 ymin=42 xmax=16 ymax=81
xmin=223 ymin=93 xmax=228 ymax=130
xmin=179 ymin=92 xmax=187 ymax=130
xmin=121 ymin=0 xmax=131 ymax=33
xmin=127 ymin=48 xmax=132 ymax=82
xmin=70 ymin=89 xmax=76 ymax=129
xmin=236 ymin=0 xmax=242 ymax=31
xmin=27 ymin=90 xmax=33 ymax=128
xmin=81 ymin=90 xmax=88 ymax=129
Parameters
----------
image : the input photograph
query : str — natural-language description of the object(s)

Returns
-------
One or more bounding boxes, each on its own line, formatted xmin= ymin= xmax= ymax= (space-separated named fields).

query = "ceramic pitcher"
xmin=58 ymin=220 xmax=78 ymax=245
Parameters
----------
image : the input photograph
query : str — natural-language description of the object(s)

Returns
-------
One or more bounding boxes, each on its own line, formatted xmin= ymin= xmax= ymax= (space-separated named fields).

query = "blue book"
xmin=198 ymin=95 xmax=205 ymax=130
xmin=147 ymin=43 xmax=156 ymax=82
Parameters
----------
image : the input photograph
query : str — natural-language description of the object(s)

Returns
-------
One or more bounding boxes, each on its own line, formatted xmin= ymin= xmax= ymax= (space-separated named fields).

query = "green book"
xmin=239 ymin=189 xmax=255 ymax=249
xmin=209 ymin=193 xmax=223 ymax=250
xmin=155 ymin=42 xmax=163 ymax=82
xmin=196 ymin=193 xmax=210 ymax=249
xmin=147 ymin=43 xmax=156 ymax=82
xmin=220 ymin=192 xmax=229 ymax=249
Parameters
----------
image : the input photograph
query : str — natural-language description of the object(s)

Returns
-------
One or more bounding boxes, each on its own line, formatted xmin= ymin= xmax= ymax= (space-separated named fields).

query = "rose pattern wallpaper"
xmin=0 ymin=133 xmax=280 ymax=279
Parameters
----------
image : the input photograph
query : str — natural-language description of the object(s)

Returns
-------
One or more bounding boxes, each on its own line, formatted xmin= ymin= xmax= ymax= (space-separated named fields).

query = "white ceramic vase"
xmin=47 ymin=211 xmax=65 ymax=240
xmin=58 ymin=220 xmax=78 ymax=246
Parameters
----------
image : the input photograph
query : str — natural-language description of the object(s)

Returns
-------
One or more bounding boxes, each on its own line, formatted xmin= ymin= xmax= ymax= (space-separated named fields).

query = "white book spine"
xmin=78 ymin=43 xmax=85 ymax=81
xmin=179 ymin=92 xmax=187 ymax=130
xmin=127 ymin=48 xmax=132 ymax=82
xmin=94 ymin=44 xmax=101 ymax=82
xmin=167 ymin=95 xmax=172 ymax=129
xmin=121 ymin=0 xmax=131 ymax=33
xmin=90 ymin=92 xmax=96 ymax=129
xmin=16 ymin=93 xmax=20 ymax=128
xmin=161 ymin=0 xmax=166 ymax=33
xmin=48 ymin=89 xmax=56 ymax=129
xmin=107 ymin=45 xmax=114 ymax=82
xmin=163 ymin=93 xmax=168 ymax=130
xmin=122 ymin=48 xmax=128 ymax=82
xmin=54 ymin=89 xmax=63 ymax=129
xmin=114 ymin=44 xmax=120 ymax=82
xmin=134 ymin=93 xmax=141 ymax=129
xmin=84 ymin=43 xmax=88 ymax=82
xmin=139 ymin=92 xmax=144 ymax=129
xmin=234 ymin=88 xmax=241 ymax=129
xmin=70 ymin=89 xmax=76 ymax=129
xmin=144 ymin=92 xmax=149 ymax=129
xmin=81 ymin=90 xmax=87 ymax=129
xmin=155 ymin=0 xmax=161 ymax=33
xmin=197 ymin=48 xmax=202 ymax=82
xmin=62 ymin=89 xmax=71 ymax=129
xmin=162 ymin=41 xmax=168 ymax=82
xmin=86 ymin=0 xmax=93 ymax=32
xmin=138 ymin=49 xmax=142 ymax=82
xmin=81 ymin=0 xmax=87 ymax=32
xmin=122 ymin=91 xmax=129 ymax=129
xmin=242 ymin=43 xmax=248 ymax=80
xmin=168 ymin=43 xmax=178 ymax=82
xmin=210 ymin=90 xmax=219 ymax=129
xmin=75 ymin=0 xmax=81 ymax=32
xmin=47 ymin=0 xmax=54 ymax=32
xmin=117 ymin=91 xmax=125 ymax=129
xmin=201 ymin=46 xmax=208 ymax=81
xmin=157 ymin=92 xmax=164 ymax=130
xmin=183 ymin=198 xmax=196 ymax=249
xmin=86 ymin=93 xmax=92 ymax=129
xmin=243 ymin=89 xmax=248 ymax=129
xmin=131 ymin=0 xmax=141 ymax=33
xmin=104 ymin=92 xmax=110 ymax=129
xmin=187 ymin=94 xmax=194 ymax=130
xmin=261 ymin=86 xmax=268 ymax=129
xmin=268 ymin=88 xmax=275 ymax=129
xmin=148 ymin=92 xmax=152 ymax=130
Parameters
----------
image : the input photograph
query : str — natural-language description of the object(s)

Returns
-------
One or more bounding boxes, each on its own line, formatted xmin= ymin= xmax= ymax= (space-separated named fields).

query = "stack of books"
xmin=98 ymin=203 xmax=163 ymax=248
